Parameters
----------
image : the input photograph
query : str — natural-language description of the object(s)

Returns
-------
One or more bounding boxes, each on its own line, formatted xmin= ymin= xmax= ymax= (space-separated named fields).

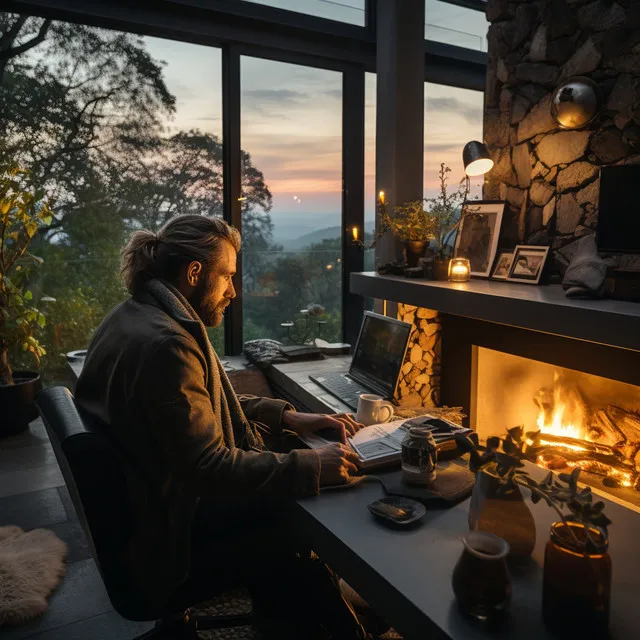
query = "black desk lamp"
xmin=462 ymin=140 xmax=494 ymax=194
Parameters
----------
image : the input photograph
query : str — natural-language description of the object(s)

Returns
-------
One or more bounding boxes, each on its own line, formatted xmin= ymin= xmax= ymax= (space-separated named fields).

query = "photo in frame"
xmin=491 ymin=251 xmax=514 ymax=280
xmin=507 ymin=245 xmax=550 ymax=284
xmin=454 ymin=201 xmax=505 ymax=278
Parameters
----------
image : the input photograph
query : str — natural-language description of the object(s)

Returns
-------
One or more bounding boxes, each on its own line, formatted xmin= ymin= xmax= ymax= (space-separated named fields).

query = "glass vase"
xmin=542 ymin=521 xmax=611 ymax=635
xmin=468 ymin=470 xmax=536 ymax=559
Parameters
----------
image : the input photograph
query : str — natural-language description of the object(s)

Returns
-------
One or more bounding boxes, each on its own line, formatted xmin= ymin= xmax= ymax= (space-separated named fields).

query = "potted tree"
xmin=0 ymin=165 xmax=53 ymax=436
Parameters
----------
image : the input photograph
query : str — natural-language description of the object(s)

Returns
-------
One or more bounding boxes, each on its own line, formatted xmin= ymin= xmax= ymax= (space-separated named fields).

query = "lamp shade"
xmin=463 ymin=141 xmax=494 ymax=177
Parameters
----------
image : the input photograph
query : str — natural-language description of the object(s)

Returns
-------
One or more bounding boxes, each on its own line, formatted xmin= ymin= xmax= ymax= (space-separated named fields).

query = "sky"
xmin=143 ymin=0 xmax=486 ymax=229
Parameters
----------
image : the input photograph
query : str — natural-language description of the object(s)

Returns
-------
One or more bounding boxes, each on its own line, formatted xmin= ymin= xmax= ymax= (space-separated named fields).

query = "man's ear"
xmin=186 ymin=261 xmax=202 ymax=287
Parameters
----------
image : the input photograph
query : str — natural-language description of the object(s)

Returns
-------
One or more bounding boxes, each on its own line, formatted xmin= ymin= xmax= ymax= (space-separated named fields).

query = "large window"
xmin=240 ymin=57 xmax=343 ymax=344
xmin=1 ymin=14 xmax=224 ymax=382
xmin=246 ymin=0 xmax=365 ymax=25
xmin=425 ymin=0 xmax=488 ymax=51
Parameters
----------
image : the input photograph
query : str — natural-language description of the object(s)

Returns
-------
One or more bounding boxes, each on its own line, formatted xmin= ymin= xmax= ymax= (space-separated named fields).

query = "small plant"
xmin=376 ymin=199 xmax=437 ymax=242
xmin=281 ymin=303 xmax=327 ymax=344
xmin=456 ymin=426 xmax=611 ymax=551
xmin=0 ymin=164 xmax=54 ymax=385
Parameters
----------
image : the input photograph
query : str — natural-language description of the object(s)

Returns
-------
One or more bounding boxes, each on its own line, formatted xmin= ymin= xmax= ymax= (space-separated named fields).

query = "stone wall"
xmin=484 ymin=0 xmax=640 ymax=272
xmin=395 ymin=304 xmax=441 ymax=407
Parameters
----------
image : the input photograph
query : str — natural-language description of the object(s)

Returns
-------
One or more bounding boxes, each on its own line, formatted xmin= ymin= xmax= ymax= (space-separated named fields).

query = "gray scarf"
xmin=144 ymin=278 xmax=263 ymax=451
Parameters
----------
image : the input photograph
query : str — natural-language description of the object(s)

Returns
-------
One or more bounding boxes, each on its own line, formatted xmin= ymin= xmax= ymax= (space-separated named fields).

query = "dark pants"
xmin=185 ymin=498 xmax=366 ymax=640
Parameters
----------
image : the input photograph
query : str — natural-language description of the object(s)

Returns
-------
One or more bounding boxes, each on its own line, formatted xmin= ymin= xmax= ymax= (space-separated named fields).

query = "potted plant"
xmin=423 ymin=163 xmax=471 ymax=280
xmin=456 ymin=426 xmax=542 ymax=559
xmin=0 ymin=165 xmax=53 ymax=435
xmin=376 ymin=199 xmax=436 ymax=267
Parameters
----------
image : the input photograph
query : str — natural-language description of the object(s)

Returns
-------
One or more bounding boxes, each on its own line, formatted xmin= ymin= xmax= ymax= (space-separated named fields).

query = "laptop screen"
xmin=350 ymin=312 xmax=412 ymax=396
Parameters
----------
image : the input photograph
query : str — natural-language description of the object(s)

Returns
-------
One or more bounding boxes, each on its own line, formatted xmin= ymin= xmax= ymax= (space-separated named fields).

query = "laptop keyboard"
xmin=309 ymin=373 xmax=370 ymax=411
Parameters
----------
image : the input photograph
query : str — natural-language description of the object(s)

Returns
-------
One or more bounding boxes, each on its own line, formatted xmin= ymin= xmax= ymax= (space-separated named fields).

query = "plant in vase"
xmin=0 ymin=164 xmax=54 ymax=435
xmin=281 ymin=303 xmax=327 ymax=345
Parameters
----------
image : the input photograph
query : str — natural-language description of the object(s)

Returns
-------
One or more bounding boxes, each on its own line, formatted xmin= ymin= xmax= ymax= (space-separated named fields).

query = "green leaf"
xmin=23 ymin=290 xmax=33 ymax=301
xmin=37 ymin=313 xmax=46 ymax=328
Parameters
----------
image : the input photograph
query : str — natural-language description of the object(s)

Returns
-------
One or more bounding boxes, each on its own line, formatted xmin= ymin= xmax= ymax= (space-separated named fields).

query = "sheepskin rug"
xmin=0 ymin=526 xmax=67 ymax=626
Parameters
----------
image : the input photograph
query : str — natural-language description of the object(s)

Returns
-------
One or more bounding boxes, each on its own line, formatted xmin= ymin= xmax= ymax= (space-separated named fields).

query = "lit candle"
xmin=352 ymin=226 xmax=359 ymax=242
xmin=449 ymin=258 xmax=471 ymax=282
xmin=379 ymin=190 xmax=385 ymax=205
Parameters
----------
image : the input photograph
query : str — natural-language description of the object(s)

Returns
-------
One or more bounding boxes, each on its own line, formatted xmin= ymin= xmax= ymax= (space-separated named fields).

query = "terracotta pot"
xmin=0 ymin=370 xmax=42 ymax=437
xmin=432 ymin=257 xmax=450 ymax=281
xmin=468 ymin=470 xmax=536 ymax=559
xmin=543 ymin=521 xmax=611 ymax=635
xmin=403 ymin=241 xmax=427 ymax=267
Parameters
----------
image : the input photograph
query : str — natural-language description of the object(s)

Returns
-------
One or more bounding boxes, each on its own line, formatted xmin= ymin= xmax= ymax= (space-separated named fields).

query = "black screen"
xmin=597 ymin=165 xmax=640 ymax=254
xmin=350 ymin=313 xmax=411 ymax=394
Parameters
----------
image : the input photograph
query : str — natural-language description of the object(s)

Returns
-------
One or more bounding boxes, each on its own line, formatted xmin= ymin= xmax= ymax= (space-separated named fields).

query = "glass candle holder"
xmin=449 ymin=258 xmax=471 ymax=282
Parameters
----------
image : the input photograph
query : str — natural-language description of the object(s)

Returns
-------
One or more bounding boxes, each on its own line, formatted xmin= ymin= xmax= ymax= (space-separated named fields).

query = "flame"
xmin=537 ymin=403 xmax=585 ymax=440
xmin=536 ymin=373 xmax=590 ymax=441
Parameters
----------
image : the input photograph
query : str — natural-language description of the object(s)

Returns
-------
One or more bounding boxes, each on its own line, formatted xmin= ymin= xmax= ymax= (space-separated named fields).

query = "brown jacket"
xmin=75 ymin=291 xmax=320 ymax=608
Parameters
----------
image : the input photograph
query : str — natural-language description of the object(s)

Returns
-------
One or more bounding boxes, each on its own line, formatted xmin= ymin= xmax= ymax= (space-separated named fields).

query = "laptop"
xmin=310 ymin=311 xmax=412 ymax=411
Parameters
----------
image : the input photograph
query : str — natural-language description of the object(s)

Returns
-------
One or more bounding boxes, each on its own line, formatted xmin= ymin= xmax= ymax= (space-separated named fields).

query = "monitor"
xmin=350 ymin=311 xmax=412 ymax=397
xmin=597 ymin=165 xmax=640 ymax=255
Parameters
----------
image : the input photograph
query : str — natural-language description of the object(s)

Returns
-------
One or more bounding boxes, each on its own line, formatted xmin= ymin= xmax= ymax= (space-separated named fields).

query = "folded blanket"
xmin=562 ymin=234 xmax=607 ymax=299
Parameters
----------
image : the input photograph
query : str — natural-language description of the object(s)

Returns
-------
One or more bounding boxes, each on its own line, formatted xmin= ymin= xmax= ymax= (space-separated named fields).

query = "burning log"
xmin=591 ymin=410 xmax=626 ymax=446
xmin=606 ymin=405 xmax=640 ymax=444
xmin=537 ymin=433 xmax=621 ymax=460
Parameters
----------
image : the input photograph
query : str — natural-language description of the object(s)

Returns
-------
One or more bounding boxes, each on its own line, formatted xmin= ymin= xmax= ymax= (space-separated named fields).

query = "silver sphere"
xmin=551 ymin=76 xmax=602 ymax=130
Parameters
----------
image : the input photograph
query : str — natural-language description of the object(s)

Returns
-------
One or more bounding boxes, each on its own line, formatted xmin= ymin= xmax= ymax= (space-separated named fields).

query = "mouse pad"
xmin=377 ymin=459 xmax=475 ymax=507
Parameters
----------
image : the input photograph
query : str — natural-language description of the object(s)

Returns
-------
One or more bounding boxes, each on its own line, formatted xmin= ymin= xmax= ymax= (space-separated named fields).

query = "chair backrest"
xmin=36 ymin=386 xmax=155 ymax=621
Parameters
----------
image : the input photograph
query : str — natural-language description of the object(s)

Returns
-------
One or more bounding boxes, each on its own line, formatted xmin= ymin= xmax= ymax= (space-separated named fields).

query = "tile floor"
xmin=0 ymin=418 xmax=153 ymax=639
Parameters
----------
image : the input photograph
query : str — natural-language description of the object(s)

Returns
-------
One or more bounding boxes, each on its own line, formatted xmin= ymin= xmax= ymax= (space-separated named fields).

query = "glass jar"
xmin=542 ymin=521 xmax=611 ymax=635
xmin=401 ymin=427 xmax=437 ymax=486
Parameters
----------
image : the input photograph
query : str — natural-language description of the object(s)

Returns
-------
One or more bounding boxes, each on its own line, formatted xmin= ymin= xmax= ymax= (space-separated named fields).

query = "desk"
xmin=295 ymin=479 xmax=640 ymax=640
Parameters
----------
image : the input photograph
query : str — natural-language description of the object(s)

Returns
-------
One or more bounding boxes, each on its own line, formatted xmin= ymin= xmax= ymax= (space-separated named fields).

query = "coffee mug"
xmin=356 ymin=394 xmax=394 ymax=426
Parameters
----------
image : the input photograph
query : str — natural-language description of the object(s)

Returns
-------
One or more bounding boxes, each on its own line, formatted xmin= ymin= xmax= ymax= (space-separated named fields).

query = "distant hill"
xmin=279 ymin=222 xmax=376 ymax=252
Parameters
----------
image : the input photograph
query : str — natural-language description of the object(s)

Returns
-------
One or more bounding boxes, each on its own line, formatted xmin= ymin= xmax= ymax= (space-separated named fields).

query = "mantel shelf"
xmin=350 ymin=272 xmax=640 ymax=353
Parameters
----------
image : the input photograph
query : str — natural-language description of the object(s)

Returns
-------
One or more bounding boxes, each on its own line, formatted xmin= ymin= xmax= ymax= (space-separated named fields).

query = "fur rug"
xmin=0 ymin=526 xmax=67 ymax=626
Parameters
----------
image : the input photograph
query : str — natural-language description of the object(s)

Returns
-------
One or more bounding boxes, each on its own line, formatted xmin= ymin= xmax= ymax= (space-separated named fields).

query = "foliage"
xmin=0 ymin=164 xmax=53 ymax=384
xmin=376 ymin=199 xmax=437 ymax=242
xmin=456 ymin=427 xmax=612 ymax=550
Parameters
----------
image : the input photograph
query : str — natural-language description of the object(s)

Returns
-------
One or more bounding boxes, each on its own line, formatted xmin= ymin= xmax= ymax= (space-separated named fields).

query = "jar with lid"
xmin=401 ymin=427 xmax=438 ymax=485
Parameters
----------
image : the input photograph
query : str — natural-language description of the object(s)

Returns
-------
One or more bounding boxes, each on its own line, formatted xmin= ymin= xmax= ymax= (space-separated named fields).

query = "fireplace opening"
xmin=473 ymin=347 xmax=640 ymax=508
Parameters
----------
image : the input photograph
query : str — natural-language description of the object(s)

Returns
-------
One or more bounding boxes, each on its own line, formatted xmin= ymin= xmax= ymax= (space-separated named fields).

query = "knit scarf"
xmin=144 ymin=278 xmax=264 ymax=451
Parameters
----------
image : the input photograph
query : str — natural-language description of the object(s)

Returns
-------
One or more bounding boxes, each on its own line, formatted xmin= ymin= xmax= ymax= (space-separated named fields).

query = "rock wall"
xmin=484 ymin=0 xmax=640 ymax=272
xmin=396 ymin=304 xmax=441 ymax=407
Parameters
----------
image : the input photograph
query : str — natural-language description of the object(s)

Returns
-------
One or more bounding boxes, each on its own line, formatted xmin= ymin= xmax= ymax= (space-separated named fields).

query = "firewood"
xmin=592 ymin=410 xmax=626 ymax=446
xmin=606 ymin=405 xmax=640 ymax=444
xmin=538 ymin=433 xmax=620 ymax=458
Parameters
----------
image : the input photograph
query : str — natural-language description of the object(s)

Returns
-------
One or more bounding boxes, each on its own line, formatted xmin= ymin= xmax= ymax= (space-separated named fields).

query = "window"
xmin=425 ymin=0 xmax=488 ymax=51
xmin=1 ymin=14 xmax=224 ymax=383
xmin=240 ymin=56 xmax=343 ymax=344
xmin=424 ymin=82 xmax=484 ymax=200
xmin=245 ymin=0 xmax=365 ymax=25
xmin=364 ymin=72 xmax=376 ymax=275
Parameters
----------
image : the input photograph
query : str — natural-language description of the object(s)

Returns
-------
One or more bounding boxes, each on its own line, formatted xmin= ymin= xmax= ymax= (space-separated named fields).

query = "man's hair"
xmin=120 ymin=215 xmax=241 ymax=295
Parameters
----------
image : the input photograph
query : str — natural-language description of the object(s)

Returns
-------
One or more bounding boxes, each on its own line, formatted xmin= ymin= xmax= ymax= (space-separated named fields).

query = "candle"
xmin=449 ymin=258 xmax=471 ymax=282
xmin=379 ymin=190 xmax=385 ymax=205
xmin=352 ymin=226 xmax=359 ymax=242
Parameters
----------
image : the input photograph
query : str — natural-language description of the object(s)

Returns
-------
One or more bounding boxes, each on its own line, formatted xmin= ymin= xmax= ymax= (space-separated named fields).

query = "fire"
xmin=537 ymin=403 xmax=585 ymax=440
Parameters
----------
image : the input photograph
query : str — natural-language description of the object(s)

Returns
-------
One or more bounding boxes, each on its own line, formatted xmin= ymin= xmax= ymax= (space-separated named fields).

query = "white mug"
xmin=356 ymin=394 xmax=394 ymax=426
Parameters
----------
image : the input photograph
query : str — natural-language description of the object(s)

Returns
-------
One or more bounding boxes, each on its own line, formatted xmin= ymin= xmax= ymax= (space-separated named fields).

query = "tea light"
xmin=351 ymin=226 xmax=359 ymax=242
xmin=449 ymin=258 xmax=471 ymax=282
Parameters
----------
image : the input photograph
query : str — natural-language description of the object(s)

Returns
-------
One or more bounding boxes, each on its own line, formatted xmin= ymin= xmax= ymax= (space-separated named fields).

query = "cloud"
xmin=243 ymin=89 xmax=308 ymax=104
xmin=426 ymin=97 xmax=483 ymax=124
xmin=423 ymin=143 xmax=459 ymax=154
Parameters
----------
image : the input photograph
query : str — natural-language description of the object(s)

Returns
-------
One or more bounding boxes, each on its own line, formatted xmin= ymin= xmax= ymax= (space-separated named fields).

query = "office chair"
xmin=35 ymin=386 xmax=254 ymax=639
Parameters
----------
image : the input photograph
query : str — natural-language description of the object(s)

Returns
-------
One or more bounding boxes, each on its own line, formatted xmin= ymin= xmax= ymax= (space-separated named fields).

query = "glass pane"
xmin=241 ymin=56 xmax=343 ymax=344
xmin=0 ymin=14 xmax=224 ymax=385
xmin=364 ymin=71 xmax=376 ymax=296
xmin=246 ymin=0 xmax=365 ymax=25
xmin=424 ymin=82 xmax=484 ymax=201
xmin=425 ymin=0 xmax=487 ymax=51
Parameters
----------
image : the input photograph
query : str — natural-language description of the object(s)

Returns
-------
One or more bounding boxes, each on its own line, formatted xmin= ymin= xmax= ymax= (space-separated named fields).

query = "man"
xmin=76 ymin=214 xmax=367 ymax=639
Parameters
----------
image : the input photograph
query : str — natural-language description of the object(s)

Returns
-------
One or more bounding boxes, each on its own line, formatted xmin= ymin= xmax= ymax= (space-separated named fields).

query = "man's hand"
xmin=317 ymin=443 xmax=360 ymax=486
xmin=282 ymin=411 xmax=364 ymax=444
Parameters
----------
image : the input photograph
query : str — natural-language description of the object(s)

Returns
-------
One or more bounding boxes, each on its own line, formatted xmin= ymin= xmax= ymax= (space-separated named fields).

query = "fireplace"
xmin=440 ymin=314 xmax=640 ymax=511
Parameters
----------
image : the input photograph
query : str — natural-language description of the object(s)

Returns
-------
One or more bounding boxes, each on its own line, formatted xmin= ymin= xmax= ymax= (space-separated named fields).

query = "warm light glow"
xmin=351 ymin=226 xmax=359 ymax=241
xmin=536 ymin=372 xmax=590 ymax=441
xmin=238 ymin=196 xmax=247 ymax=201
xmin=378 ymin=190 xmax=385 ymax=204
xmin=448 ymin=258 xmax=470 ymax=282
xmin=465 ymin=157 xmax=494 ymax=177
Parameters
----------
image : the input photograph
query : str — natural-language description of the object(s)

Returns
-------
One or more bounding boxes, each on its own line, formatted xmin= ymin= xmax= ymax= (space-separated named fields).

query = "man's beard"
xmin=191 ymin=277 xmax=228 ymax=327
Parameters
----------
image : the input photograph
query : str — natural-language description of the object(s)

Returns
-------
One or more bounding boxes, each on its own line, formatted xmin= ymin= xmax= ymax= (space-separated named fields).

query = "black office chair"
xmin=35 ymin=386 xmax=254 ymax=639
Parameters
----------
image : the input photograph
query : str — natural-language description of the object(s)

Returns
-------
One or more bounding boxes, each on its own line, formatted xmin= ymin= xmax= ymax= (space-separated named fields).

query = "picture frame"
xmin=491 ymin=251 xmax=514 ymax=280
xmin=506 ymin=245 xmax=550 ymax=284
xmin=454 ymin=200 xmax=505 ymax=278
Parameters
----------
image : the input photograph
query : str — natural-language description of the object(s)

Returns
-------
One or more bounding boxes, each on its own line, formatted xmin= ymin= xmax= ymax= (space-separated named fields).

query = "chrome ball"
xmin=551 ymin=76 xmax=602 ymax=130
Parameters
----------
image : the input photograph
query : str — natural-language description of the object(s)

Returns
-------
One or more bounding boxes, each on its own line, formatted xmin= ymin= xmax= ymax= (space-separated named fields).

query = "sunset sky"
xmin=144 ymin=1 xmax=485 ymax=226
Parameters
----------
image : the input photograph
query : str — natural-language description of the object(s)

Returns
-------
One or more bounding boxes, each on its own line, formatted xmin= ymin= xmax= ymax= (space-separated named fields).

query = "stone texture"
xmin=517 ymin=94 xmax=555 ymax=142
xmin=547 ymin=35 xmax=580 ymax=66
xmin=556 ymin=193 xmax=583 ymax=234
xmin=555 ymin=162 xmax=599 ymax=192
xmin=513 ymin=142 xmax=531 ymax=188
xmin=606 ymin=54 xmax=640 ymax=74
xmin=506 ymin=186 xmax=525 ymax=209
xmin=511 ymin=94 xmax=530 ymax=124
xmin=590 ymin=127 xmax=628 ymax=163
xmin=486 ymin=0 xmax=511 ymax=22
xmin=516 ymin=63 xmax=557 ymax=85
xmin=529 ymin=25 xmax=547 ymax=62
xmin=485 ymin=108 xmax=510 ymax=148
xmin=601 ymin=27 xmax=640 ymax=61
xmin=578 ymin=1 xmax=627 ymax=32
xmin=615 ymin=108 xmax=633 ymax=130
xmin=537 ymin=131 xmax=591 ymax=166
xmin=576 ymin=179 xmax=600 ymax=206
xmin=492 ymin=147 xmax=518 ymax=186
xmin=497 ymin=58 xmax=509 ymax=83
xmin=513 ymin=3 xmax=538 ymax=50
xmin=545 ymin=0 xmax=579 ymax=40
xmin=530 ymin=180 xmax=555 ymax=206
xmin=606 ymin=74 xmax=639 ymax=112
xmin=560 ymin=37 xmax=603 ymax=79
xmin=542 ymin=196 xmax=556 ymax=226
xmin=416 ymin=308 xmax=438 ymax=320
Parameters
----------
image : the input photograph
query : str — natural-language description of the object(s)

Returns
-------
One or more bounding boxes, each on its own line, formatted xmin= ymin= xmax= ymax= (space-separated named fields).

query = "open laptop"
xmin=310 ymin=311 xmax=412 ymax=411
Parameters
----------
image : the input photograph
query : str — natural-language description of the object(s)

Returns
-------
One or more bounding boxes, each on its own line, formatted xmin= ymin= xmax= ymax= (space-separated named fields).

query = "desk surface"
xmin=295 ymin=477 xmax=640 ymax=640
